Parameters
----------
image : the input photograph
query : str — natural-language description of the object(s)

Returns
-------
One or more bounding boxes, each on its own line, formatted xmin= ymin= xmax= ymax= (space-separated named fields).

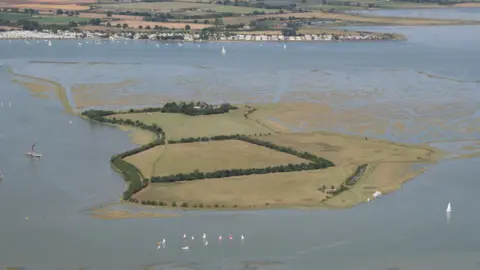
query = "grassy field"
xmin=113 ymin=20 xmax=212 ymax=29
xmin=0 ymin=12 xmax=90 ymax=24
xmin=133 ymin=130 xmax=442 ymax=209
xmin=258 ymin=132 xmax=439 ymax=166
xmin=125 ymin=139 xmax=308 ymax=178
xmin=134 ymin=167 xmax=350 ymax=208
xmin=110 ymin=106 xmax=271 ymax=140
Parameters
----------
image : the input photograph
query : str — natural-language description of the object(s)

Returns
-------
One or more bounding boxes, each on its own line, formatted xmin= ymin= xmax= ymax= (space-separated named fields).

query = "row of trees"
xmin=109 ymin=101 xmax=237 ymax=116
xmin=150 ymin=162 xmax=329 ymax=183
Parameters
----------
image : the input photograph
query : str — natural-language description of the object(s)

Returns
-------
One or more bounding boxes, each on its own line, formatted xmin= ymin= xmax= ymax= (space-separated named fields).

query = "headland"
xmin=81 ymin=101 xmax=443 ymax=210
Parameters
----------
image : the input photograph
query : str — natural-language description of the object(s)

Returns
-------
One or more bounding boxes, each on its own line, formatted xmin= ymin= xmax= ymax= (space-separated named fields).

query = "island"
xmin=82 ymin=101 xmax=442 ymax=210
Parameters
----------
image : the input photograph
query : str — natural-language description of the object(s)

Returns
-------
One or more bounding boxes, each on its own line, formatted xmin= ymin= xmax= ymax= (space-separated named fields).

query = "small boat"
xmin=183 ymin=234 xmax=187 ymax=239
xmin=162 ymin=238 xmax=166 ymax=244
xmin=229 ymin=234 xmax=233 ymax=240
xmin=181 ymin=246 xmax=189 ymax=250
xmin=25 ymin=142 xmax=42 ymax=158
xmin=191 ymin=236 xmax=194 ymax=240
xmin=202 ymin=233 xmax=206 ymax=239
xmin=446 ymin=202 xmax=452 ymax=213
xmin=48 ymin=40 xmax=52 ymax=47
xmin=221 ymin=46 xmax=226 ymax=55
xmin=218 ymin=235 xmax=222 ymax=240
xmin=241 ymin=234 xmax=244 ymax=240
xmin=283 ymin=44 xmax=287 ymax=49
xmin=204 ymin=240 xmax=208 ymax=246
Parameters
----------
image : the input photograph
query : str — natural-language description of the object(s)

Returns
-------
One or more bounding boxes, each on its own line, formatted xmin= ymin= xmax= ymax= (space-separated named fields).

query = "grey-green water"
xmin=1 ymin=25 xmax=480 ymax=270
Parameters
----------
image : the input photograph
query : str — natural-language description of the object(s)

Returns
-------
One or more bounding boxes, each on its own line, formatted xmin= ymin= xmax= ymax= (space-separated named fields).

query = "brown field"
xmin=223 ymin=11 xmax=479 ymax=25
xmin=93 ymin=2 xmax=217 ymax=12
xmin=114 ymin=20 xmax=212 ymax=29
xmin=5 ymin=3 xmax=90 ymax=10
xmin=258 ymin=132 xmax=439 ymax=166
xmin=125 ymin=139 xmax=308 ymax=178
xmin=134 ymin=167 xmax=351 ymax=208
xmin=132 ymin=129 xmax=442 ymax=209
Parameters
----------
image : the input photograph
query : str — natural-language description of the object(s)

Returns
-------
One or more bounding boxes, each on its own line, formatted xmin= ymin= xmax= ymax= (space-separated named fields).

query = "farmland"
xmin=0 ymin=11 xmax=90 ymax=24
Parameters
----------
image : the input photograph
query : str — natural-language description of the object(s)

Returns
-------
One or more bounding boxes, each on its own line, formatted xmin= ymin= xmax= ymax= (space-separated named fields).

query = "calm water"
xmin=1 ymin=25 xmax=480 ymax=270
xmin=352 ymin=7 xmax=480 ymax=21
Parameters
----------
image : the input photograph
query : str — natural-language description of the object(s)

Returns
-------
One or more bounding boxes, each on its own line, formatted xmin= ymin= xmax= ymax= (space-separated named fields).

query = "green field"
xmin=94 ymin=2 xmax=217 ymax=11
xmin=110 ymin=107 xmax=271 ymax=140
xmin=0 ymin=12 xmax=90 ymax=25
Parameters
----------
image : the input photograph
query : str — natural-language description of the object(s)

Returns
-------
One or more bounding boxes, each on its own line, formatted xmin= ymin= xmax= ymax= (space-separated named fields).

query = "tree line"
xmin=150 ymin=162 xmax=329 ymax=183
xmin=82 ymin=109 xmax=166 ymax=200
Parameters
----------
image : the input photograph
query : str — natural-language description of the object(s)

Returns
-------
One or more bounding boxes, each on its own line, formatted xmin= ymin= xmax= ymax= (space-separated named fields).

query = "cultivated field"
xmin=111 ymin=107 xmax=271 ymax=140
xmin=4 ymin=3 xmax=90 ymax=11
xmin=223 ymin=10 xmax=478 ymax=25
xmin=93 ymin=2 xmax=217 ymax=12
xmin=113 ymin=20 xmax=212 ymax=29
xmin=0 ymin=12 xmax=90 ymax=24
xmin=134 ymin=167 xmax=350 ymax=208
xmin=125 ymin=139 xmax=308 ymax=178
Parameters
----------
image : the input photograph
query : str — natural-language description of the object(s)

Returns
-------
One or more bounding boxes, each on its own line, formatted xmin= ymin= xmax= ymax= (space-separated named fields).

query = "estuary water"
xmin=0 ymin=24 xmax=480 ymax=270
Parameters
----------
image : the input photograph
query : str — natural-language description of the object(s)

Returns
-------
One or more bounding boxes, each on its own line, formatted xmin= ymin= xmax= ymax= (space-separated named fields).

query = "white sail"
xmin=48 ymin=40 xmax=52 ymax=47
xmin=446 ymin=202 xmax=452 ymax=213
xmin=221 ymin=46 xmax=226 ymax=55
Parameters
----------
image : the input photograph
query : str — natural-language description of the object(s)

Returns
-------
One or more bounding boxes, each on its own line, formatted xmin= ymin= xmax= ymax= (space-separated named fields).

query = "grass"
xmin=134 ymin=167 xmax=350 ymax=209
xmin=258 ymin=132 xmax=438 ymax=167
xmin=5 ymin=3 xmax=90 ymax=11
xmin=0 ymin=12 xmax=90 ymax=24
xmin=125 ymin=139 xmax=308 ymax=178
xmin=110 ymin=106 xmax=271 ymax=140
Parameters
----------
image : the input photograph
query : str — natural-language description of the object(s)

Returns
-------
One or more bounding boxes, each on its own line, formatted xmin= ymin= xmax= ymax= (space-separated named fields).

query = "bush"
xmin=181 ymin=202 xmax=189 ymax=207
xmin=172 ymin=201 xmax=177 ymax=207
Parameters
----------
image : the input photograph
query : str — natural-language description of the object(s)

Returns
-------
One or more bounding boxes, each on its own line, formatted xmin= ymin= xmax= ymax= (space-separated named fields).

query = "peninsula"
xmin=82 ymin=101 xmax=442 ymax=210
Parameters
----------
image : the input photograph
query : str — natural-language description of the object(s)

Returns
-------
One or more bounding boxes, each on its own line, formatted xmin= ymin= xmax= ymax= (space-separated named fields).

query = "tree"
xmin=116 ymin=23 xmax=121 ymax=28
xmin=185 ymin=24 xmax=191 ymax=30
xmin=56 ymin=9 xmax=64 ymax=15
xmin=138 ymin=25 xmax=143 ymax=29
xmin=106 ymin=22 xmax=111 ymax=27
xmin=122 ymin=23 xmax=128 ymax=29
xmin=145 ymin=25 xmax=150 ymax=29
xmin=74 ymin=11 xmax=80 ymax=16
xmin=106 ymin=11 xmax=112 ymax=17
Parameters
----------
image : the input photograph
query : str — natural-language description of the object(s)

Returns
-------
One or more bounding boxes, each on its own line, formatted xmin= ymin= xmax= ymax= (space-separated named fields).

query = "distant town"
xmin=0 ymin=29 xmax=397 ymax=41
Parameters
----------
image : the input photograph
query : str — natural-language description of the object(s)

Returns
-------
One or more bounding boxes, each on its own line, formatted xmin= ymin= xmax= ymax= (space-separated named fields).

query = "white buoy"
xmin=446 ymin=202 xmax=452 ymax=213
xmin=202 ymin=233 xmax=206 ymax=239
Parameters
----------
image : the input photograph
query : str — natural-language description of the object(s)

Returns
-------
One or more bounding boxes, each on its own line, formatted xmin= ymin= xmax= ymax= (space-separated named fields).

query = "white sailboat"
xmin=221 ymin=46 xmax=226 ymax=55
xmin=283 ymin=44 xmax=287 ymax=49
xmin=48 ymin=40 xmax=52 ymax=47
xmin=446 ymin=202 xmax=452 ymax=213
xmin=25 ymin=141 xmax=42 ymax=158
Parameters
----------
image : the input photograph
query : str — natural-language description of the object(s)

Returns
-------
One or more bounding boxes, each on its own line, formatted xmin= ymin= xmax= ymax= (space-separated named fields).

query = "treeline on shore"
xmin=81 ymin=104 xmax=335 ymax=204
xmin=128 ymin=101 xmax=238 ymax=116
xmin=82 ymin=109 xmax=165 ymax=200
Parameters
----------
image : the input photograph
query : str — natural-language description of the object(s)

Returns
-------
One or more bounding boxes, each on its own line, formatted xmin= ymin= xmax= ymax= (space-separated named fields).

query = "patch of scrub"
xmin=91 ymin=209 xmax=179 ymax=220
